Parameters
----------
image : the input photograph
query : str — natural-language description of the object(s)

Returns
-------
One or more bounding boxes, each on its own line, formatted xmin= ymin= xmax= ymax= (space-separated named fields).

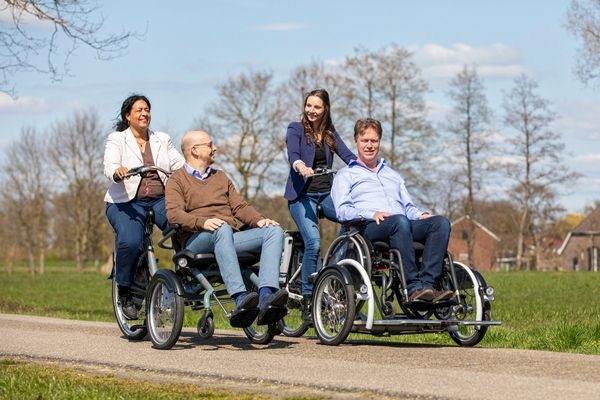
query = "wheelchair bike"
xmin=311 ymin=225 xmax=501 ymax=346
xmin=145 ymin=225 xmax=287 ymax=349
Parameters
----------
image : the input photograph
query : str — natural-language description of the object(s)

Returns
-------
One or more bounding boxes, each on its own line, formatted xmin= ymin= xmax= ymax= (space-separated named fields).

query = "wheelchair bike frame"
xmin=277 ymin=167 xmax=337 ymax=337
xmin=311 ymin=227 xmax=501 ymax=346
xmin=146 ymin=225 xmax=288 ymax=349
xmin=277 ymin=230 xmax=308 ymax=337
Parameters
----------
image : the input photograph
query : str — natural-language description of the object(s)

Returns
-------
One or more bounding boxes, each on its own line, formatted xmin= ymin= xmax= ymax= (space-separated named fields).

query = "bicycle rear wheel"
xmin=111 ymin=260 xmax=147 ymax=341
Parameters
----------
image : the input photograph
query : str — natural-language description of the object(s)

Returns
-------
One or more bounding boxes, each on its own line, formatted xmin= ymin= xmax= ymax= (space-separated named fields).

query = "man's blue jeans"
xmin=106 ymin=197 xmax=168 ymax=288
xmin=185 ymin=224 xmax=284 ymax=297
xmin=363 ymin=214 xmax=451 ymax=295
xmin=288 ymin=192 xmax=338 ymax=296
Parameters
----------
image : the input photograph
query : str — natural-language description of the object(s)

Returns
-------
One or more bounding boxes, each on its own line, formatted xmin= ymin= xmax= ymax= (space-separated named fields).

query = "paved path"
xmin=1 ymin=314 xmax=599 ymax=400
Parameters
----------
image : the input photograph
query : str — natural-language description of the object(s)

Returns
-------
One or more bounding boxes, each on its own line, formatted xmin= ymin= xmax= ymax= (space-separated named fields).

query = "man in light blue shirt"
xmin=331 ymin=118 xmax=452 ymax=303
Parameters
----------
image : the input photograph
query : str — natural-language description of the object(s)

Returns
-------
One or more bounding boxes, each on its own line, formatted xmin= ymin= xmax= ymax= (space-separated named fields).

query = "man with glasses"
xmin=331 ymin=119 xmax=453 ymax=303
xmin=165 ymin=130 xmax=287 ymax=328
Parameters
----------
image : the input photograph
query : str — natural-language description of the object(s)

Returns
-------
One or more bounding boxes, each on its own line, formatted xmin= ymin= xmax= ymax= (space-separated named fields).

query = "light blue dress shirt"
xmin=331 ymin=159 xmax=424 ymax=222
xmin=184 ymin=163 xmax=212 ymax=181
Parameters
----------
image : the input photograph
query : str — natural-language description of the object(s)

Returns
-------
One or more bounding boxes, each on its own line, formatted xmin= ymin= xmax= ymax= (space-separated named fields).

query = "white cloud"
xmin=250 ymin=22 xmax=308 ymax=32
xmin=575 ymin=153 xmax=600 ymax=163
xmin=0 ymin=92 xmax=47 ymax=113
xmin=555 ymin=98 xmax=600 ymax=139
xmin=411 ymin=43 xmax=525 ymax=80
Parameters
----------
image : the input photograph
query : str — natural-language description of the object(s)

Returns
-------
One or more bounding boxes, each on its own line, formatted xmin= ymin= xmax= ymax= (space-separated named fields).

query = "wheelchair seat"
xmin=173 ymin=248 xmax=261 ymax=270
xmin=371 ymin=241 xmax=425 ymax=253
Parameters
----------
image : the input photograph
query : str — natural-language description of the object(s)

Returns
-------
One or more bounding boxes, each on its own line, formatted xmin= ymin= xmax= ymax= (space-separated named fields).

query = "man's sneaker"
xmin=408 ymin=288 xmax=434 ymax=302
xmin=119 ymin=295 xmax=138 ymax=320
xmin=257 ymin=289 xmax=288 ymax=325
xmin=431 ymin=289 xmax=454 ymax=303
xmin=230 ymin=291 xmax=259 ymax=328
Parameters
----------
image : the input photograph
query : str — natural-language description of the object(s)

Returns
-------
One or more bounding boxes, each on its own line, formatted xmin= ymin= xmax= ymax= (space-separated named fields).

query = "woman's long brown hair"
xmin=300 ymin=88 xmax=335 ymax=152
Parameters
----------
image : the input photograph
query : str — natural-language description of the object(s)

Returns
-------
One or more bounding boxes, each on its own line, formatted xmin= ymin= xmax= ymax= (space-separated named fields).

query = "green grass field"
xmin=1 ymin=268 xmax=599 ymax=399
xmin=1 ymin=268 xmax=599 ymax=354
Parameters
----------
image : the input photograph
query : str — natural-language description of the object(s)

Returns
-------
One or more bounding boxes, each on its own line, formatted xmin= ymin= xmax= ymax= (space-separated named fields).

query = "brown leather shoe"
xmin=432 ymin=289 xmax=453 ymax=302
xmin=408 ymin=288 xmax=434 ymax=302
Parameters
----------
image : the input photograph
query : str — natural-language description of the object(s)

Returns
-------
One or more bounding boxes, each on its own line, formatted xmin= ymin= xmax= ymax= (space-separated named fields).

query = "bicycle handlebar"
xmin=122 ymin=165 xmax=171 ymax=178
xmin=312 ymin=167 xmax=336 ymax=176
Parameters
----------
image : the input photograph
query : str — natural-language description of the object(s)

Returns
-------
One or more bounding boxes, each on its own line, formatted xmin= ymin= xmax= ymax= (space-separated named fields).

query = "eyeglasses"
xmin=191 ymin=141 xmax=214 ymax=148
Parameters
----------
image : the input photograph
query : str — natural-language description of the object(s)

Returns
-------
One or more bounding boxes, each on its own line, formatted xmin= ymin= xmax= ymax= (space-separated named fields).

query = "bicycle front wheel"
xmin=146 ymin=269 xmax=184 ymax=350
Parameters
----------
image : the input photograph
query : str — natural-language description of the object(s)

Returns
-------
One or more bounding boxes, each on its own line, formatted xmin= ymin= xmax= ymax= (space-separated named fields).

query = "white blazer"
xmin=103 ymin=128 xmax=185 ymax=203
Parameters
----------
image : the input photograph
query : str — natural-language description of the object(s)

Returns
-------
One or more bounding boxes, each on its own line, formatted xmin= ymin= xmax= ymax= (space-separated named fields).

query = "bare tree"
xmin=282 ymin=61 xmax=335 ymax=119
xmin=47 ymin=110 xmax=106 ymax=272
xmin=374 ymin=45 xmax=432 ymax=171
xmin=565 ymin=0 xmax=600 ymax=86
xmin=338 ymin=45 xmax=435 ymax=204
xmin=502 ymin=74 xmax=580 ymax=270
xmin=445 ymin=65 xmax=493 ymax=266
xmin=0 ymin=0 xmax=136 ymax=94
xmin=194 ymin=70 xmax=288 ymax=201
xmin=1 ymin=127 xmax=50 ymax=273
xmin=339 ymin=47 xmax=381 ymax=124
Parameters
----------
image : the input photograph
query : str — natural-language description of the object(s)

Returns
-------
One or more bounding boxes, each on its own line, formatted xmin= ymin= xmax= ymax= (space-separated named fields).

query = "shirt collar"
xmin=349 ymin=158 xmax=385 ymax=171
xmin=184 ymin=163 xmax=212 ymax=180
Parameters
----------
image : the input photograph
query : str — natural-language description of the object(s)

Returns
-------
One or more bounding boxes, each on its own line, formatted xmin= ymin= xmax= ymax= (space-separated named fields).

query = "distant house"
xmin=447 ymin=216 xmax=501 ymax=271
xmin=557 ymin=206 xmax=600 ymax=271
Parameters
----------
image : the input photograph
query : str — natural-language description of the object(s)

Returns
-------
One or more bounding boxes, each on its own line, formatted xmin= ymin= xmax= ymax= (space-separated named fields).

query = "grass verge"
xmin=0 ymin=358 xmax=317 ymax=400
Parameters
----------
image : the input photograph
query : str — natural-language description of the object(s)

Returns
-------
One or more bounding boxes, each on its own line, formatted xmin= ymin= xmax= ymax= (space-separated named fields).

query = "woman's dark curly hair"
xmin=114 ymin=94 xmax=151 ymax=131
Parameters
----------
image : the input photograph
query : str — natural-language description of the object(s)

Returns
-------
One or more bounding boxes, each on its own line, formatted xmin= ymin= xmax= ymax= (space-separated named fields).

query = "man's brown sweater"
xmin=165 ymin=168 xmax=263 ymax=243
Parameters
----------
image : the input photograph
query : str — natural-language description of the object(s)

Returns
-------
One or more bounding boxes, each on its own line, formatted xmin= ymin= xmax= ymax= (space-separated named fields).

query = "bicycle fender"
xmin=152 ymin=268 xmax=185 ymax=296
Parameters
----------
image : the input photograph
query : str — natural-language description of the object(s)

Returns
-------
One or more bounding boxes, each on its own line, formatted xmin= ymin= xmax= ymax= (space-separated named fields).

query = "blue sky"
xmin=1 ymin=0 xmax=599 ymax=213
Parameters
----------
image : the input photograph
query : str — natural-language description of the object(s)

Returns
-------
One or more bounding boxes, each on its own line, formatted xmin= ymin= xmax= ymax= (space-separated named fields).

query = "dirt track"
xmin=1 ymin=313 xmax=599 ymax=400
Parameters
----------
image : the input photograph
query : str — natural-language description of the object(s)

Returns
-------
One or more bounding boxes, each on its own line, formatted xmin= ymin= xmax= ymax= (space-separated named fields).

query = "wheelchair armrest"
xmin=413 ymin=242 xmax=425 ymax=251
xmin=373 ymin=241 xmax=425 ymax=252
xmin=340 ymin=218 xmax=366 ymax=234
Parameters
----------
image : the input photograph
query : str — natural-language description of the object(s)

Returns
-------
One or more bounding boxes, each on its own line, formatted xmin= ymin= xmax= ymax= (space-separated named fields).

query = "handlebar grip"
xmin=121 ymin=165 xmax=171 ymax=178
xmin=157 ymin=224 xmax=181 ymax=249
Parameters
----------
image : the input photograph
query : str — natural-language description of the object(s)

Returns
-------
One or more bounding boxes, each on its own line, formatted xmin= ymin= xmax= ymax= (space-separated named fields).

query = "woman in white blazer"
xmin=104 ymin=94 xmax=184 ymax=319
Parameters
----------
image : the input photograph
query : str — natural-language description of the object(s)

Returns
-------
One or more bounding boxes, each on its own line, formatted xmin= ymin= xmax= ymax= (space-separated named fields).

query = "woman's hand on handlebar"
xmin=113 ymin=167 xmax=130 ymax=182
xmin=113 ymin=165 xmax=171 ymax=182
xmin=297 ymin=163 xmax=314 ymax=177
xmin=297 ymin=164 xmax=335 ymax=178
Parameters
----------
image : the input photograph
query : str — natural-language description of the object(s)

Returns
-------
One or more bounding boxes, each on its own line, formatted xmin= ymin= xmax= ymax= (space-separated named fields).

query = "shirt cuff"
xmin=292 ymin=160 xmax=305 ymax=172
